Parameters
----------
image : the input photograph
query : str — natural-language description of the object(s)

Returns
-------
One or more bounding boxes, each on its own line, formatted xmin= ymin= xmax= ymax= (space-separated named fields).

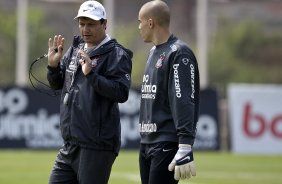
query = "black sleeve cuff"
xmin=179 ymin=135 xmax=195 ymax=146
xmin=47 ymin=65 xmax=60 ymax=73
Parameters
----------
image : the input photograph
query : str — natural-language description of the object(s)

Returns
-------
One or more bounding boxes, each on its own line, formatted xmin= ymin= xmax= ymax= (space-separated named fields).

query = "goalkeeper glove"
xmin=168 ymin=144 xmax=196 ymax=180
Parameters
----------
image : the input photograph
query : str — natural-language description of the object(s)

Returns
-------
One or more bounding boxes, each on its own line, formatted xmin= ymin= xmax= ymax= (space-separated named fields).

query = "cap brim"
xmin=73 ymin=13 xmax=102 ymax=21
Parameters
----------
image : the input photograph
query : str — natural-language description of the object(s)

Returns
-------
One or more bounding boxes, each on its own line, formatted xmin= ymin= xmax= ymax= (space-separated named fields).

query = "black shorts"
xmin=49 ymin=143 xmax=116 ymax=184
xmin=139 ymin=142 xmax=179 ymax=184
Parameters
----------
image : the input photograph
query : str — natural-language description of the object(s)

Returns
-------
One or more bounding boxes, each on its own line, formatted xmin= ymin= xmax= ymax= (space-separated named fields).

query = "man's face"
xmin=78 ymin=17 xmax=106 ymax=47
xmin=138 ymin=10 xmax=152 ymax=43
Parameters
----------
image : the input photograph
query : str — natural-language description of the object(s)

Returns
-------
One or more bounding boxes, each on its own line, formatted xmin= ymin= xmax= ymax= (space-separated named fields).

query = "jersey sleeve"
xmin=168 ymin=47 xmax=198 ymax=145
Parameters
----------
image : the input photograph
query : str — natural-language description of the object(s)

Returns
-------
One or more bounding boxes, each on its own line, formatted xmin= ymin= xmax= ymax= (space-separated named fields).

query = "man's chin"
xmin=83 ymin=36 xmax=92 ymax=41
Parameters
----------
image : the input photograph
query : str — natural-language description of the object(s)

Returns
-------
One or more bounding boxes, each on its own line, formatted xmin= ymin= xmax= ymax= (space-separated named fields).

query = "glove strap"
xmin=176 ymin=150 xmax=194 ymax=165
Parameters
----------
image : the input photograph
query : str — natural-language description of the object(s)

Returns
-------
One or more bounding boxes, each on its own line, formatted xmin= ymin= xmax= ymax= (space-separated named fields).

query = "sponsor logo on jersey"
xmin=139 ymin=121 xmax=157 ymax=133
xmin=182 ymin=58 xmax=189 ymax=65
xmin=68 ymin=47 xmax=83 ymax=71
xmin=190 ymin=64 xmax=195 ymax=99
xmin=69 ymin=57 xmax=78 ymax=71
xmin=125 ymin=74 xmax=130 ymax=81
xmin=155 ymin=52 xmax=166 ymax=68
xmin=173 ymin=64 xmax=181 ymax=98
xmin=141 ymin=75 xmax=157 ymax=99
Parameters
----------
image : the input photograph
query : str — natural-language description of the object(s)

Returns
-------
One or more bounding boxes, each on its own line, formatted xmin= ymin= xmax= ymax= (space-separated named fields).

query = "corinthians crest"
xmin=91 ymin=57 xmax=99 ymax=67
xmin=155 ymin=52 xmax=166 ymax=68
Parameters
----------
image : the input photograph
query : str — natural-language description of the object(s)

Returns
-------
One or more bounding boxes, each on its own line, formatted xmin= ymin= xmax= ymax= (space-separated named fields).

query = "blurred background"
xmin=0 ymin=0 xmax=282 ymax=184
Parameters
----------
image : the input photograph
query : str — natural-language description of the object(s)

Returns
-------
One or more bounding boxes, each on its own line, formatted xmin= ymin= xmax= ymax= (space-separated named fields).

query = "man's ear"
xmin=148 ymin=18 xmax=153 ymax=28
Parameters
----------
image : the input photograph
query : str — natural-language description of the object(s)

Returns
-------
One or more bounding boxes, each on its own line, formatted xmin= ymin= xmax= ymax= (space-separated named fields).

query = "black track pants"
xmin=49 ymin=143 xmax=116 ymax=184
xmin=139 ymin=142 xmax=179 ymax=184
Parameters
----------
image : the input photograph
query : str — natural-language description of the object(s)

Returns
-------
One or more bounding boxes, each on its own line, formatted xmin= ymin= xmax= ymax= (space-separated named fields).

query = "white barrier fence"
xmin=228 ymin=84 xmax=282 ymax=154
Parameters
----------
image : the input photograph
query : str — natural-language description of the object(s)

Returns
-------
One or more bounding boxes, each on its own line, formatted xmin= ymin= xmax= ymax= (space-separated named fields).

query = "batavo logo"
xmin=243 ymin=103 xmax=282 ymax=138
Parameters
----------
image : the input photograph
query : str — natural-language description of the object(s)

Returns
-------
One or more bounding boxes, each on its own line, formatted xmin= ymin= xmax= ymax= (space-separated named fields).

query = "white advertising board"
xmin=228 ymin=84 xmax=282 ymax=154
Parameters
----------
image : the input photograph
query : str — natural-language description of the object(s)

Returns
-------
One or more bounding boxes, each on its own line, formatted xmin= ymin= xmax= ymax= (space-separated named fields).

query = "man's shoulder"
xmin=110 ymin=40 xmax=133 ymax=59
xmin=169 ymin=36 xmax=189 ymax=50
xmin=170 ymin=38 xmax=195 ymax=56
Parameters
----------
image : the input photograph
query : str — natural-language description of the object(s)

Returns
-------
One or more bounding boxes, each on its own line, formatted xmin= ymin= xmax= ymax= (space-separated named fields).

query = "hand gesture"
xmin=48 ymin=35 xmax=65 ymax=68
xmin=168 ymin=144 xmax=196 ymax=180
xmin=79 ymin=49 xmax=92 ymax=75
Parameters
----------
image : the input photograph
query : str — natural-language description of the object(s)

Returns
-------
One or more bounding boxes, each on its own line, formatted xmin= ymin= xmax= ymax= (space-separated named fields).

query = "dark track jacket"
xmin=139 ymin=35 xmax=200 ymax=146
xmin=47 ymin=36 xmax=133 ymax=154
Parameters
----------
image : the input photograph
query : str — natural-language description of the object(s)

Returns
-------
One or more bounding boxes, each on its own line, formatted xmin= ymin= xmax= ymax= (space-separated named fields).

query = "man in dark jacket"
xmin=137 ymin=1 xmax=199 ymax=184
xmin=47 ymin=1 xmax=132 ymax=184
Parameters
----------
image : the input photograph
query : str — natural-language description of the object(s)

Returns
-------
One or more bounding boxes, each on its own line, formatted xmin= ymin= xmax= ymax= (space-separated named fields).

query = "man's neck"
xmin=153 ymin=29 xmax=171 ymax=46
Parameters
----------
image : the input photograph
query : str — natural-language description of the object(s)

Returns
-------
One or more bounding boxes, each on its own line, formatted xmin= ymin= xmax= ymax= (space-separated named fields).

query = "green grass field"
xmin=0 ymin=150 xmax=281 ymax=184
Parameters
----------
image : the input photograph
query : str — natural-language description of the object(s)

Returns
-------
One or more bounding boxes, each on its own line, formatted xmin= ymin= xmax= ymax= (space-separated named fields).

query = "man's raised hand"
xmin=48 ymin=35 xmax=65 ymax=68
